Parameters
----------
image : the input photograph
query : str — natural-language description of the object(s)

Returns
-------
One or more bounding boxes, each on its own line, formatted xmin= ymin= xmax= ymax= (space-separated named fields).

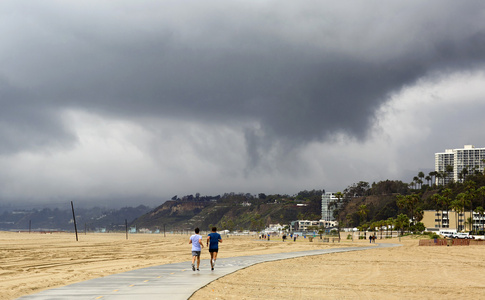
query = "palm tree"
xmin=445 ymin=165 xmax=454 ymax=184
xmin=386 ymin=217 xmax=394 ymax=238
xmin=407 ymin=194 xmax=420 ymax=226
xmin=460 ymin=167 xmax=469 ymax=182
xmin=441 ymin=171 xmax=447 ymax=185
xmin=357 ymin=225 xmax=363 ymax=239
xmin=474 ymin=206 xmax=484 ymax=233
xmin=442 ymin=188 xmax=453 ymax=228
xmin=396 ymin=193 xmax=420 ymax=226
xmin=378 ymin=220 xmax=385 ymax=239
xmin=346 ymin=214 xmax=353 ymax=229
xmin=425 ymin=175 xmax=431 ymax=186
xmin=465 ymin=217 xmax=474 ymax=232
xmin=431 ymin=193 xmax=442 ymax=228
xmin=457 ymin=191 xmax=472 ymax=231
xmin=357 ymin=204 xmax=369 ymax=225
xmin=369 ymin=221 xmax=377 ymax=237
xmin=418 ymin=171 xmax=425 ymax=188
xmin=417 ymin=179 xmax=423 ymax=190
xmin=395 ymin=214 xmax=410 ymax=236
xmin=464 ymin=182 xmax=477 ymax=231
xmin=435 ymin=172 xmax=443 ymax=186
xmin=361 ymin=223 xmax=369 ymax=239
xmin=450 ymin=199 xmax=463 ymax=231
xmin=478 ymin=186 xmax=485 ymax=208
xmin=396 ymin=194 xmax=407 ymax=214
xmin=429 ymin=171 xmax=437 ymax=186
xmin=413 ymin=176 xmax=419 ymax=189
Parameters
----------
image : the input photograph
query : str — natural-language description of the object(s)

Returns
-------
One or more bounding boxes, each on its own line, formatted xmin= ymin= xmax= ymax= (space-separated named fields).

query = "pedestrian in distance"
xmin=207 ymin=227 xmax=222 ymax=271
xmin=189 ymin=227 xmax=204 ymax=271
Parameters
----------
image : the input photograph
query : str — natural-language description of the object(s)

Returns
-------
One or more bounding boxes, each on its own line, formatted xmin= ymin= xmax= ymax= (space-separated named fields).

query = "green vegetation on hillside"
xmin=131 ymin=190 xmax=323 ymax=231
xmin=334 ymin=170 xmax=485 ymax=234
xmin=132 ymin=167 xmax=485 ymax=234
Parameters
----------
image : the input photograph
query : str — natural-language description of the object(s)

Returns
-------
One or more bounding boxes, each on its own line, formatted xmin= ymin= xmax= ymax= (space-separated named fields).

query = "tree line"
xmin=332 ymin=166 xmax=485 ymax=235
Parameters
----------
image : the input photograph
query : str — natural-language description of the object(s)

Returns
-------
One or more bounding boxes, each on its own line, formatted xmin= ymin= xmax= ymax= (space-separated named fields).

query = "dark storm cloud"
xmin=2 ymin=0 xmax=485 ymax=155
xmin=0 ymin=79 xmax=74 ymax=153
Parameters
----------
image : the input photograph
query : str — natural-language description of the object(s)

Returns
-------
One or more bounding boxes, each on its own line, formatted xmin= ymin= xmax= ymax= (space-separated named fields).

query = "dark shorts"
xmin=192 ymin=251 xmax=201 ymax=257
xmin=209 ymin=248 xmax=218 ymax=253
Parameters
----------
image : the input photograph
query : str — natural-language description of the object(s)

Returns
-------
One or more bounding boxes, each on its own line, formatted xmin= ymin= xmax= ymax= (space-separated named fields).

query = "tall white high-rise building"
xmin=321 ymin=192 xmax=338 ymax=221
xmin=435 ymin=145 xmax=485 ymax=184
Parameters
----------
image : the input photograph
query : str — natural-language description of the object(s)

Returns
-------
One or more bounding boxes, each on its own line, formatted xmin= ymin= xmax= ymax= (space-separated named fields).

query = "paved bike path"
xmin=18 ymin=243 xmax=399 ymax=300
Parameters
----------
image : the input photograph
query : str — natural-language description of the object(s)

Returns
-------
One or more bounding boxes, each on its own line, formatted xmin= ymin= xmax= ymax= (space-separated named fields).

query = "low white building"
xmin=289 ymin=220 xmax=338 ymax=232
xmin=264 ymin=223 xmax=284 ymax=233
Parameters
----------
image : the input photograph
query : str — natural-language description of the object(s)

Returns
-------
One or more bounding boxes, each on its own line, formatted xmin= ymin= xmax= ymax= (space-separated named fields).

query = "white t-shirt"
xmin=190 ymin=234 xmax=202 ymax=251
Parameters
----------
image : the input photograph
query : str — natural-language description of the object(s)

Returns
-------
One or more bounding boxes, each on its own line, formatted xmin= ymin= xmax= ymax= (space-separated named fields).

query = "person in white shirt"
xmin=189 ymin=227 xmax=204 ymax=271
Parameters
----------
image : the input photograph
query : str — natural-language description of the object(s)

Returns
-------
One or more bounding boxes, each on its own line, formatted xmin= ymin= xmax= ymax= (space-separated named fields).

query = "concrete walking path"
xmin=18 ymin=243 xmax=399 ymax=300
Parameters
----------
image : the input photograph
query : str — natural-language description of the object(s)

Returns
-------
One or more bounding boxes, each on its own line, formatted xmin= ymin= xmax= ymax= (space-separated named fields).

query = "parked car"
xmin=439 ymin=230 xmax=456 ymax=238
xmin=452 ymin=232 xmax=474 ymax=239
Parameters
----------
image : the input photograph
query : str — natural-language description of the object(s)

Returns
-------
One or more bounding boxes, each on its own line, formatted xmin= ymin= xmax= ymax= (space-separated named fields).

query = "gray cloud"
xmin=2 ymin=1 xmax=485 ymax=205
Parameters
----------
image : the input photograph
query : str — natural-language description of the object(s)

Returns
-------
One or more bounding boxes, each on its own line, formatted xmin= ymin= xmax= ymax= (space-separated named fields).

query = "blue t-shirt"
xmin=190 ymin=234 xmax=202 ymax=251
xmin=208 ymin=232 xmax=222 ymax=249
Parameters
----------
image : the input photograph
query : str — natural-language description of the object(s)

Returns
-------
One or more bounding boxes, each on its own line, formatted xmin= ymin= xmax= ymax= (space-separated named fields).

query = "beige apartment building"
xmin=422 ymin=210 xmax=485 ymax=232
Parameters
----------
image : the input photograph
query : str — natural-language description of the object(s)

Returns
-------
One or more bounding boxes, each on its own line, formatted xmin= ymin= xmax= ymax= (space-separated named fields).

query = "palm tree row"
xmin=415 ymin=162 xmax=485 ymax=189
xmin=334 ymin=170 xmax=485 ymax=236
xmin=431 ymin=183 xmax=485 ymax=232
xmin=358 ymin=214 xmax=413 ymax=238
xmin=353 ymin=179 xmax=485 ymax=235
xmin=411 ymin=167 xmax=456 ymax=189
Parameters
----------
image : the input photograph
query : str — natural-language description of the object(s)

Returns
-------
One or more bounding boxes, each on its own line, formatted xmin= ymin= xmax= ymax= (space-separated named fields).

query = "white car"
xmin=440 ymin=230 xmax=456 ymax=238
xmin=452 ymin=232 xmax=474 ymax=239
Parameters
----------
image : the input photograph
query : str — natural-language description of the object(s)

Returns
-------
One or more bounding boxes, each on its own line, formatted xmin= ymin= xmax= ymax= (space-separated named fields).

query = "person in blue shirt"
xmin=189 ymin=227 xmax=204 ymax=271
xmin=206 ymin=227 xmax=222 ymax=270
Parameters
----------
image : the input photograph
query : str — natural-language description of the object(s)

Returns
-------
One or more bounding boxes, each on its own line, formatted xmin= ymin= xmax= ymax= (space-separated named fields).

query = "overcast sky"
xmin=2 ymin=1 xmax=485 ymax=208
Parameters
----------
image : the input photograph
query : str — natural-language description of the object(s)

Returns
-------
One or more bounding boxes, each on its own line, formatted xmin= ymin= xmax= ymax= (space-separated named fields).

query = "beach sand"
xmin=0 ymin=231 xmax=345 ymax=299
xmin=192 ymin=236 xmax=485 ymax=300
xmin=1 ymin=231 xmax=484 ymax=299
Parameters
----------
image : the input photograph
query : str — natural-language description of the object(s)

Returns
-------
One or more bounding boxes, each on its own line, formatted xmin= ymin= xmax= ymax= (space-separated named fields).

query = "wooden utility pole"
xmin=125 ymin=219 xmax=128 ymax=240
xmin=71 ymin=201 xmax=78 ymax=241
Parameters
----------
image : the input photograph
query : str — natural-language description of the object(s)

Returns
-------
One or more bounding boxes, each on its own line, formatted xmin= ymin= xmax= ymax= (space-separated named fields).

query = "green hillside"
xmin=131 ymin=191 xmax=323 ymax=231
xmin=131 ymin=172 xmax=485 ymax=233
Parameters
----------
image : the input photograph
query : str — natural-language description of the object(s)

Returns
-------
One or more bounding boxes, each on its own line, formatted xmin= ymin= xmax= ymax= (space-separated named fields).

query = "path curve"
xmin=18 ymin=243 xmax=400 ymax=300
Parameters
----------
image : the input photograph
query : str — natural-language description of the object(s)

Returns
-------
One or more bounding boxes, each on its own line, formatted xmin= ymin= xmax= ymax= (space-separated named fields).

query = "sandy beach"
xmin=1 ymin=231 xmax=485 ymax=299
xmin=192 ymin=236 xmax=485 ymax=299
xmin=0 ymin=231 xmax=346 ymax=299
